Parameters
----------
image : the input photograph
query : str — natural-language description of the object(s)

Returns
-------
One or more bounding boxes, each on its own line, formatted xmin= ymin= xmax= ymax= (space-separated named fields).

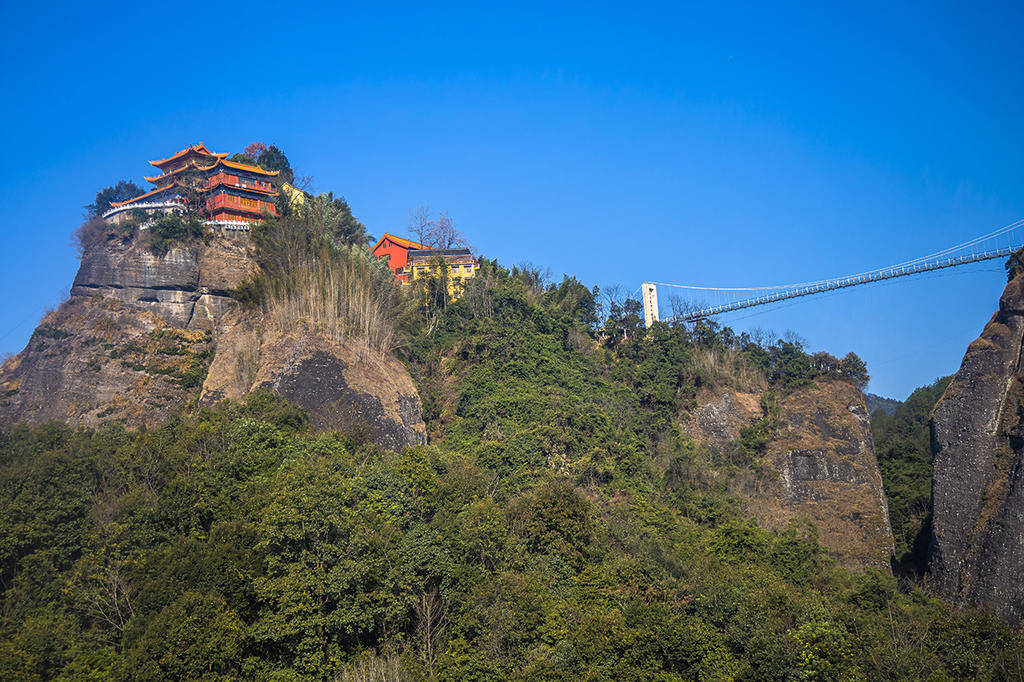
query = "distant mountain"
xmin=866 ymin=392 xmax=899 ymax=416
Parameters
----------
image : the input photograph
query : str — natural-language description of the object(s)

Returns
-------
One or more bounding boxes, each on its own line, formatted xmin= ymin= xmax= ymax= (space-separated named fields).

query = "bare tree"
xmin=407 ymin=205 xmax=469 ymax=249
xmin=408 ymin=205 xmax=434 ymax=246
xmin=783 ymin=329 xmax=806 ymax=348
xmin=291 ymin=174 xmax=314 ymax=192
xmin=666 ymin=293 xmax=707 ymax=326
xmin=600 ymin=284 xmax=626 ymax=322
xmin=749 ymin=327 xmax=775 ymax=349
xmin=415 ymin=586 xmax=449 ymax=676
xmin=432 ymin=211 xmax=467 ymax=249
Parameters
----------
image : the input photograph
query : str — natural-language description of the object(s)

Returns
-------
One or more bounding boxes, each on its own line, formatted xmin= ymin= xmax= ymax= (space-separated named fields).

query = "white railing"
xmin=203 ymin=220 xmax=252 ymax=231
xmin=101 ymin=201 xmax=184 ymax=220
xmin=669 ymin=246 xmax=1021 ymax=323
xmin=101 ymin=202 xmax=253 ymax=232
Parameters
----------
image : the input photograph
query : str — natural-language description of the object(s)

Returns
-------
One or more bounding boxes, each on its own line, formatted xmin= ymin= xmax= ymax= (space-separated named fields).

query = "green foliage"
xmin=303 ymin=192 xmax=371 ymax=247
xmin=126 ymin=591 xmax=244 ymax=679
xmin=0 ymin=264 xmax=1019 ymax=679
xmin=1006 ymin=245 xmax=1024 ymax=281
xmin=872 ymin=376 xmax=951 ymax=574
xmin=230 ymin=143 xmax=294 ymax=184
xmin=255 ymin=145 xmax=294 ymax=184
xmin=85 ymin=181 xmax=144 ymax=219
xmin=146 ymin=213 xmax=208 ymax=257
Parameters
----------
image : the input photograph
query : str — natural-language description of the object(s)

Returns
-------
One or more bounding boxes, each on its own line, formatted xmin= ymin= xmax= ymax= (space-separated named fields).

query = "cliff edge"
xmin=929 ymin=273 xmax=1024 ymax=622
xmin=685 ymin=380 xmax=895 ymax=571
xmin=0 ymin=229 xmax=426 ymax=450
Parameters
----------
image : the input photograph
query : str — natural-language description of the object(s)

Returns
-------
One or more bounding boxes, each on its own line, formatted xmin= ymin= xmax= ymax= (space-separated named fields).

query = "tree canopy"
xmin=84 ymin=180 xmax=144 ymax=218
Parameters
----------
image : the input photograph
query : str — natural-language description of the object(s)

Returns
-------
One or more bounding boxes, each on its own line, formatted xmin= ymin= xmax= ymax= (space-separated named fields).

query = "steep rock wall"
xmin=70 ymin=231 xmax=253 ymax=329
xmin=201 ymin=317 xmax=426 ymax=451
xmin=758 ymin=381 xmax=894 ymax=571
xmin=1 ymin=230 xmax=426 ymax=450
xmin=0 ymin=296 xmax=212 ymax=428
xmin=685 ymin=381 xmax=895 ymax=571
xmin=929 ymin=274 xmax=1024 ymax=622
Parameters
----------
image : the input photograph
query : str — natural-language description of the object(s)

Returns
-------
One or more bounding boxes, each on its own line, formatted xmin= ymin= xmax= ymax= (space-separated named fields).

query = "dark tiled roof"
xmin=408 ymin=248 xmax=472 ymax=258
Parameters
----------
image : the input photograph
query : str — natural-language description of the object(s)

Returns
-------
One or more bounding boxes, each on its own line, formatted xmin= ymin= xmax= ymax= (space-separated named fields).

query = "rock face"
xmin=682 ymin=389 xmax=763 ymax=451
xmin=71 ymin=231 xmax=253 ymax=329
xmin=759 ymin=381 xmax=894 ymax=571
xmin=201 ymin=320 xmax=426 ymax=451
xmin=686 ymin=381 xmax=895 ymax=571
xmin=0 ymin=230 xmax=426 ymax=450
xmin=0 ymin=296 xmax=212 ymax=428
xmin=929 ymin=274 xmax=1024 ymax=622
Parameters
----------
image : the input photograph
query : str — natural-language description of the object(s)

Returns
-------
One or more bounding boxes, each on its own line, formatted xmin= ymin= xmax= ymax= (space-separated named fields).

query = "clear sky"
xmin=1 ymin=1 xmax=1021 ymax=399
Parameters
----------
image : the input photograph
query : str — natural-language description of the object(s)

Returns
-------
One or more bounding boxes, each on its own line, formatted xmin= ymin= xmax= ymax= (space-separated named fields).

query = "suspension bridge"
xmin=640 ymin=218 xmax=1024 ymax=328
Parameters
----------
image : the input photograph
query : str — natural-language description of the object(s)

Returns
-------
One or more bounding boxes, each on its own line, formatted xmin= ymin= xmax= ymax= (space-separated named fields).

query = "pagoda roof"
xmin=221 ymin=158 xmax=280 ymax=175
xmin=149 ymin=143 xmax=228 ymax=169
xmin=144 ymin=157 xmax=280 ymax=182
xmin=109 ymin=182 xmax=186 ymax=207
xmin=372 ymin=232 xmax=429 ymax=252
xmin=197 ymin=180 xmax=279 ymax=196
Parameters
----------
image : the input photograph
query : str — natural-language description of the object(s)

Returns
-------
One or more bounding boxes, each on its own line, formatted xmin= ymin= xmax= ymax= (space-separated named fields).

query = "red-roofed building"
xmin=106 ymin=143 xmax=280 ymax=223
xmin=371 ymin=232 xmax=429 ymax=282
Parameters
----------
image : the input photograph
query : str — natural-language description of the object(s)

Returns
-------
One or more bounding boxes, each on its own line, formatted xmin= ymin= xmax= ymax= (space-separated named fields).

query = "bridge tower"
xmin=641 ymin=282 xmax=659 ymax=328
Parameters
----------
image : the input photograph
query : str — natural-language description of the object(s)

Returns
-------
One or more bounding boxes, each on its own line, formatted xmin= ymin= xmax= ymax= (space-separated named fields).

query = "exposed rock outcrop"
xmin=756 ymin=381 xmax=894 ymax=571
xmin=201 ymin=317 xmax=426 ymax=451
xmin=0 ymin=230 xmax=426 ymax=450
xmin=686 ymin=381 xmax=895 ymax=571
xmin=929 ymin=274 xmax=1024 ymax=622
xmin=0 ymin=296 xmax=212 ymax=428
xmin=682 ymin=388 xmax=763 ymax=451
xmin=70 ymin=231 xmax=253 ymax=329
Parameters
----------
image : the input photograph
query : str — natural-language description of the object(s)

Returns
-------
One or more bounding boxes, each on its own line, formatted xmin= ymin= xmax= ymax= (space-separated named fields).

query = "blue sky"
xmin=1 ymin=1 xmax=1021 ymax=398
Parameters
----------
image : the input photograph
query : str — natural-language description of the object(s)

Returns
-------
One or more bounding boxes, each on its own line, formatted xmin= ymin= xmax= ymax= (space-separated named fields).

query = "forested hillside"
xmin=871 ymin=377 xmax=951 ymax=575
xmin=1 ymin=257 xmax=1021 ymax=680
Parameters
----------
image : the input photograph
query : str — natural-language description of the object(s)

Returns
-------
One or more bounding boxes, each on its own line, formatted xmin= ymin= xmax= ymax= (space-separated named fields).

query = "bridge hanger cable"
xmin=710 ymin=265 xmax=1003 ymax=324
xmin=651 ymin=217 xmax=1024 ymax=292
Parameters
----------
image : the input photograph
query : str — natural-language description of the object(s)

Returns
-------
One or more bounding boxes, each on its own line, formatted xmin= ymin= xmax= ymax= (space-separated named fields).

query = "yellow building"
xmin=279 ymin=182 xmax=306 ymax=210
xmin=403 ymin=248 xmax=479 ymax=300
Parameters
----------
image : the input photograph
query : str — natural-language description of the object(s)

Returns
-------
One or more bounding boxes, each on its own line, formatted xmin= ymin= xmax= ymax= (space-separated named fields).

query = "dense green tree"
xmin=0 ymin=262 xmax=1020 ymax=680
xmin=872 ymin=376 xmax=951 ymax=573
xmin=84 ymin=181 xmax=144 ymax=218
xmin=255 ymin=145 xmax=294 ymax=184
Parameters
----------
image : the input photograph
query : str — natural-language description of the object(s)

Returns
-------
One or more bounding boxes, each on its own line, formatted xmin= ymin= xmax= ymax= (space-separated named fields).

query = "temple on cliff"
xmin=107 ymin=143 xmax=280 ymax=223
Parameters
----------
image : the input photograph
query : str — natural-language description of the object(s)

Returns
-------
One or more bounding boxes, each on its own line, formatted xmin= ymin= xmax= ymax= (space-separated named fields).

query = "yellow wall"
xmin=407 ymin=259 xmax=479 ymax=300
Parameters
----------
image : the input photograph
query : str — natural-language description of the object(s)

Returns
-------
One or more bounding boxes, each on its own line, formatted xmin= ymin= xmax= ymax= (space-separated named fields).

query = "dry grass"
xmin=233 ymin=326 xmax=263 ymax=392
xmin=263 ymin=249 xmax=398 ymax=356
xmin=693 ymin=346 xmax=768 ymax=393
xmin=254 ymin=214 xmax=400 ymax=357
xmin=335 ymin=653 xmax=408 ymax=681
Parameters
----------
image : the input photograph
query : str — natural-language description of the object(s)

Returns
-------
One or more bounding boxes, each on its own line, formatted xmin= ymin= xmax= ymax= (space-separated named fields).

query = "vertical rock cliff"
xmin=684 ymin=380 xmax=895 ymax=571
xmin=929 ymin=273 xmax=1024 ymax=622
xmin=0 ymin=230 xmax=426 ymax=450
xmin=759 ymin=380 xmax=894 ymax=571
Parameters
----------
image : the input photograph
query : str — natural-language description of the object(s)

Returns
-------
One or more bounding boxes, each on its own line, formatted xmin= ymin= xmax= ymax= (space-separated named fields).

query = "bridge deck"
xmin=670 ymin=246 xmax=1016 ymax=323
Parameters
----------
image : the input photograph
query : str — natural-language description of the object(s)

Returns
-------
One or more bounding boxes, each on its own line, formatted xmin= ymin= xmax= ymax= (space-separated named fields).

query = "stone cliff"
xmin=929 ymin=273 xmax=1024 ymax=622
xmin=71 ymin=231 xmax=254 ymax=330
xmin=201 ymin=316 xmax=425 ymax=451
xmin=0 ymin=229 xmax=426 ymax=450
xmin=685 ymin=380 xmax=895 ymax=571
